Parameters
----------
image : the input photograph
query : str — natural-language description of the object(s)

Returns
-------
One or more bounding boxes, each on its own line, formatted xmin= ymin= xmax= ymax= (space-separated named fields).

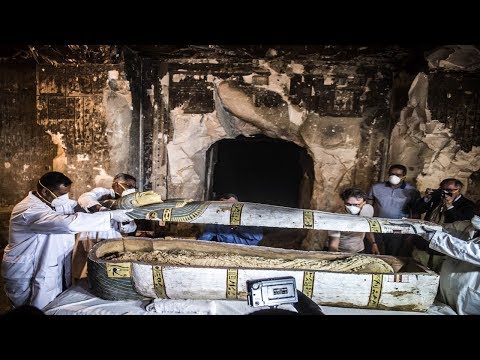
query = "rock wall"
xmin=0 ymin=62 xmax=133 ymax=246
xmin=159 ymin=52 xmax=395 ymax=249
xmin=2 ymin=46 xmax=479 ymax=250
xmin=389 ymin=46 xmax=480 ymax=200
xmin=0 ymin=64 xmax=133 ymax=201
xmin=104 ymin=70 xmax=133 ymax=177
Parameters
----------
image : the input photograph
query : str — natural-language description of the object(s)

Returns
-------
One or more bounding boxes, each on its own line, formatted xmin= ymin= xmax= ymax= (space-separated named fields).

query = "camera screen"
xmin=267 ymin=283 xmax=295 ymax=300
xmin=247 ymin=276 xmax=298 ymax=307
xmin=273 ymin=287 xmax=288 ymax=295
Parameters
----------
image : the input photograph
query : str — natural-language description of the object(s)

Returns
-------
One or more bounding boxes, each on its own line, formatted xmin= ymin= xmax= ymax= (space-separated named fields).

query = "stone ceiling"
xmin=0 ymin=44 xmax=436 ymax=67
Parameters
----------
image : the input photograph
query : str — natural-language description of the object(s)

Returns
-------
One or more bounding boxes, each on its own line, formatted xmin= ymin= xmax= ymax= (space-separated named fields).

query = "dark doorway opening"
xmin=205 ymin=135 xmax=313 ymax=207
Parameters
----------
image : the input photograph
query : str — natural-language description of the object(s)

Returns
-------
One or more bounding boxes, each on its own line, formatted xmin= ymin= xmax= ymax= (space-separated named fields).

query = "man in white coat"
xmin=1 ymin=171 xmax=132 ymax=310
xmin=422 ymin=200 xmax=480 ymax=315
xmin=72 ymin=173 xmax=138 ymax=282
xmin=77 ymin=173 xmax=138 ymax=239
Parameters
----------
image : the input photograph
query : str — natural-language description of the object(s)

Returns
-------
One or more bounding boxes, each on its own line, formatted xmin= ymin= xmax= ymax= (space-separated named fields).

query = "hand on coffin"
xmin=410 ymin=222 xmax=440 ymax=237
xmin=131 ymin=191 xmax=163 ymax=207
xmin=420 ymin=224 xmax=439 ymax=241
xmin=110 ymin=209 xmax=134 ymax=223
xmin=422 ymin=224 xmax=439 ymax=232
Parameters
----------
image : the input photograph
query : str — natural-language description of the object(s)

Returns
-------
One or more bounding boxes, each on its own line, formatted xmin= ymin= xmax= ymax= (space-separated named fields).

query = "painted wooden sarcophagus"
xmin=87 ymin=238 xmax=439 ymax=312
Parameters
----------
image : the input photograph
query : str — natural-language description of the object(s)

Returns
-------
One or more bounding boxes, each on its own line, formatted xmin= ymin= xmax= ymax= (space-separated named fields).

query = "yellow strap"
xmin=226 ymin=268 xmax=238 ymax=299
xmin=367 ymin=274 xmax=383 ymax=308
xmin=367 ymin=219 xmax=382 ymax=233
xmin=230 ymin=203 xmax=243 ymax=226
xmin=152 ymin=265 xmax=168 ymax=298
xmin=302 ymin=271 xmax=315 ymax=298
xmin=303 ymin=211 xmax=314 ymax=229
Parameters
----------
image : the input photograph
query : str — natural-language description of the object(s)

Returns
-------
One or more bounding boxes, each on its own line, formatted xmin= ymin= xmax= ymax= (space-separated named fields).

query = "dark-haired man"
xmin=72 ymin=173 xmax=138 ymax=281
xmin=412 ymin=178 xmax=475 ymax=272
xmin=413 ymin=178 xmax=474 ymax=224
xmin=368 ymin=164 xmax=420 ymax=255
xmin=328 ymin=187 xmax=377 ymax=254
xmin=76 ymin=172 xmax=138 ymax=233
xmin=78 ymin=173 xmax=138 ymax=212
xmin=1 ymin=171 xmax=132 ymax=310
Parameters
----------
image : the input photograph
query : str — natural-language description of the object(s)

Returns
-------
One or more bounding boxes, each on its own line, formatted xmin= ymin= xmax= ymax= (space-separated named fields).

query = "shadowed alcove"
xmin=205 ymin=135 xmax=314 ymax=208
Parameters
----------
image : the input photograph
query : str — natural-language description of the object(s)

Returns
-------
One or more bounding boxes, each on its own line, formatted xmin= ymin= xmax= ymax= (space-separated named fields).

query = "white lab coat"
xmin=1 ymin=192 xmax=114 ymax=310
xmin=428 ymin=222 xmax=480 ymax=315
xmin=77 ymin=187 xmax=137 ymax=240
xmin=72 ymin=188 xmax=137 ymax=282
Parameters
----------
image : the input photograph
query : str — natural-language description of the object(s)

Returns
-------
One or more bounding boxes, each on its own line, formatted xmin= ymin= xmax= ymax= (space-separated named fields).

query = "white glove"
xmin=420 ymin=225 xmax=439 ymax=241
xmin=110 ymin=209 xmax=134 ymax=223
xmin=422 ymin=224 xmax=439 ymax=233
xmin=408 ymin=222 xmax=440 ymax=242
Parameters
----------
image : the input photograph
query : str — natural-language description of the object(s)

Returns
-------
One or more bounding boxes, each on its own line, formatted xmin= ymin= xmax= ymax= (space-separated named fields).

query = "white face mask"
xmin=388 ymin=175 xmax=402 ymax=185
xmin=471 ymin=215 xmax=480 ymax=230
xmin=121 ymin=188 xmax=137 ymax=197
xmin=51 ymin=193 xmax=70 ymax=206
xmin=345 ymin=205 xmax=361 ymax=215
xmin=52 ymin=193 xmax=77 ymax=214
